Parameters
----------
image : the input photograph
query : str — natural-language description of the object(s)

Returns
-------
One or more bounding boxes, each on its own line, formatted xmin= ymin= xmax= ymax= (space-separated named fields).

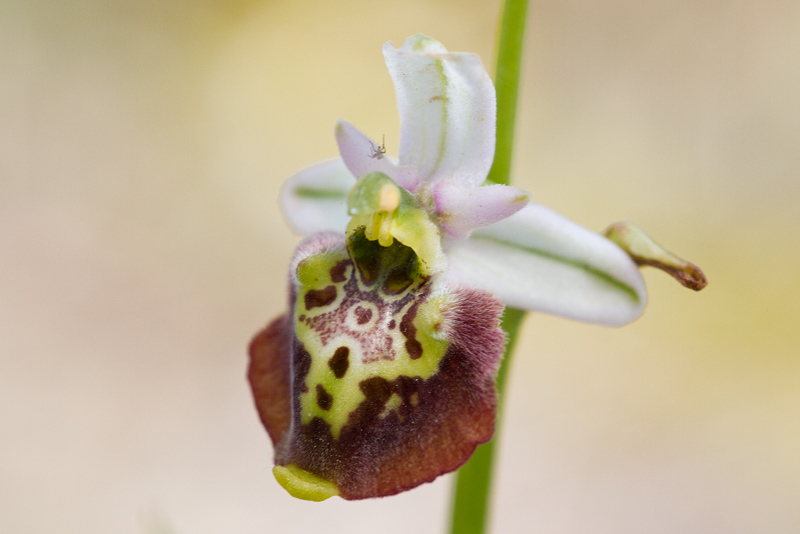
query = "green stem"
xmin=487 ymin=0 xmax=530 ymax=187
xmin=448 ymin=309 xmax=526 ymax=534
xmin=449 ymin=0 xmax=529 ymax=532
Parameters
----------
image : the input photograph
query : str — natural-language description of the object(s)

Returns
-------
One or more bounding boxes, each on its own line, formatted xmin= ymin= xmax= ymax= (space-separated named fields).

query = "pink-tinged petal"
xmin=383 ymin=35 xmax=495 ymax=188
xmin=279 ymin=159 xmax=353 ymax=235
xmin=249 ymin=230 xmax=505 ymax=500
xmin=445 ymin=204 xmax=647 ymax=326
xmin=335 ymin=120 xmax=419 ymax=191
xmin=434 ymin=182 xmax=530 ymax=238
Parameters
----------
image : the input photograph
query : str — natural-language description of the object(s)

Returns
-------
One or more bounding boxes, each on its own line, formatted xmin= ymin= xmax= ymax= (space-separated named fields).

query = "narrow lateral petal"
xmin=434 ymin=182 xmax=530 ymax=238
xmin=335 ymin=120 xmax=419 ymax=191
xmin=279 ymin=159 xmax=353 ymax=235
xmin=384 ymin=35 xmax=495 ymax=188
xmin=445 ymin=204 xmax=647 ymax=326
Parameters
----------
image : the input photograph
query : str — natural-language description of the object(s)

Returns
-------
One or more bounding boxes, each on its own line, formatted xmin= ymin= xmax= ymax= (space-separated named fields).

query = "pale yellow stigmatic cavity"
xmin=273 ymin=465 xmax=339 ymax=501
xmin=347 ymin=172 xmax=445 ymax=276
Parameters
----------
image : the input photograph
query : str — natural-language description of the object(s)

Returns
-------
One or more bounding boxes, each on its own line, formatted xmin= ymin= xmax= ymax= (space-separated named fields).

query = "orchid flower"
xmin=248 ymin=35 xmax=704 ymax=502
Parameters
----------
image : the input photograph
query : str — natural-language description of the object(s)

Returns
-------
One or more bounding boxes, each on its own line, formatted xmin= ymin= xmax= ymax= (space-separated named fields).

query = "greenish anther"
xmin=347 ymin=172 xmax=401 ymax=216
xmin=345 ymin=172 xmax=445 ymax=276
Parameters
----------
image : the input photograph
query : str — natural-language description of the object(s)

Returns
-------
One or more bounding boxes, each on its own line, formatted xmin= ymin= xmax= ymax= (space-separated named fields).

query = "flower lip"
xmin=249 ymin=218 xmax=507 ymax=500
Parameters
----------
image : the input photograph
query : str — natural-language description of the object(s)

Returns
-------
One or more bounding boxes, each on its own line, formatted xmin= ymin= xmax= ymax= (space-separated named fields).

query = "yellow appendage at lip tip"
xmin=273 ymin=465 xmax=340 ymax=502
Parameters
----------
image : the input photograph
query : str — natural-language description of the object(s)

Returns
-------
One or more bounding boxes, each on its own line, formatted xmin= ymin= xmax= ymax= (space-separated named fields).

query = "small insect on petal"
xmin=369 ymin=134 xmax=387 ymax=159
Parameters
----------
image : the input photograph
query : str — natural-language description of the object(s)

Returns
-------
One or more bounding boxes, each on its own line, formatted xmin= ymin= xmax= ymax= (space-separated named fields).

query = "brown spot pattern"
xmin=316 ymin=384 xmax=333 ymax=411
xmin=354 ymin=306 xmax=372 ymax=324
xmin=330 ymin=260 xmax=349 ymax=283
xmin=399 ymin=302 xmax=423 ymax=360
xmin=405 ymin=339 xmax=423 ymax=360
xmin=265 ymin=287 xmax=506 ymax=501
xmin=294 ymin=342 xmax=312 ymax=394
xmin=304 ymin=285 xmax=337 ymax=310
xmin=328 ymin=346 xmax=350 ymax=379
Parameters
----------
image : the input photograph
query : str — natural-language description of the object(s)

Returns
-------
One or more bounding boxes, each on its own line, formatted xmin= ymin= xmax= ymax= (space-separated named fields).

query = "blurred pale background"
xmin=2 ymin=0 xmax=798 ymax=532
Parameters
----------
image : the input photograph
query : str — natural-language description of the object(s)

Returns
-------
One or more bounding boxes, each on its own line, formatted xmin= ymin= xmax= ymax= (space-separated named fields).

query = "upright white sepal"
xmin=444 ymin=204 xmax=647 ymax=326
xmin=383 ymin=35 xmax=496 ymax=189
